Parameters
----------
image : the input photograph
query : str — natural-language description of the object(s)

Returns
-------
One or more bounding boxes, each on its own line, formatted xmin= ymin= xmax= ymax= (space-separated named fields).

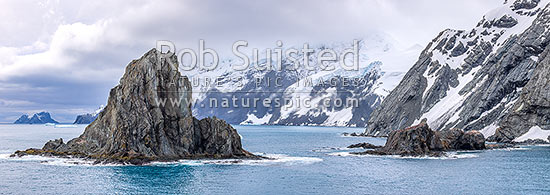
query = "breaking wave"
xmin=0 ymin=153 xmax=322 ymax=167
xmin=311 ymin=146 xmax=353 ymax=152
xmin=150 ymin=153 xmax=323 ymax=166
xmin=0 ymin=153 xmax=122 ymax=166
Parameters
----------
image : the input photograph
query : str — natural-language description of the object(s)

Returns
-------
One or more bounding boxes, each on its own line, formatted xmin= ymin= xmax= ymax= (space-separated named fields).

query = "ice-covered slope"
xmin=186 ymin=33 xmax=420 ymax=126
xmin=365 ymin=0 xmax=550 ymax=141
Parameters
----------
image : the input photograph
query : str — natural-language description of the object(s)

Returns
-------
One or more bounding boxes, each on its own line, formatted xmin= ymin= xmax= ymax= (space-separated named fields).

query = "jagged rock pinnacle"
xmin=13 ymin=48 xmax=257 ymax=164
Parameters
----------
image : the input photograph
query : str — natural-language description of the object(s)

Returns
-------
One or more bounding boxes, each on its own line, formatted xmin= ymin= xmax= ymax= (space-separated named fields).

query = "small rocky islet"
xmin=345 ymin=119 xmax=518 ymax=157
xmin=12 ymin=49 xmax=260 ymax=165
xmin=344 ymin=123 xmax=541 ymax=157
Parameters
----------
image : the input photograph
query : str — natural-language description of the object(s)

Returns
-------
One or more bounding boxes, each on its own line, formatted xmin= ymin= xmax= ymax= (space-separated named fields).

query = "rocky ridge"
xmin=365 ymin=0 xmax=550 ymax=143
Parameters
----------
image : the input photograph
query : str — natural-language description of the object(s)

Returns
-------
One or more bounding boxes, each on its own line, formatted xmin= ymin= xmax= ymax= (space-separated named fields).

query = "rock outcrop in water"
xmin=354 ymin=121 xmax=485 ymax=157
xmin=13 ymin=49 xmax=257 ymax=164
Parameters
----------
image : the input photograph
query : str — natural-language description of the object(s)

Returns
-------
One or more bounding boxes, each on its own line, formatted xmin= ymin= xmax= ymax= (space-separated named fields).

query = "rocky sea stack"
xmin=354 ymin=121 xmax=485 ymax=157
xmin=13 ymin=49 xmax=257 ymax=164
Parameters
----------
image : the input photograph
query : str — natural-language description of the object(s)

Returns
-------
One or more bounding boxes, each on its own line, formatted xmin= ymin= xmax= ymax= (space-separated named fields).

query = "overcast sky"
xmin=0 ymin=0 xmax=503 ymax=123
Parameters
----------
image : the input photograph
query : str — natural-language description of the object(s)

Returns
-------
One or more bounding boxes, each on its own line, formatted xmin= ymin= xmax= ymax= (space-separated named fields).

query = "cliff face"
xmin=365 ymin=0 xmax=550 ymax=141
xmin=14 ymin=49 xmax=255 ymax=164
xmin=493 ymin=46 xmax=550 ymax=142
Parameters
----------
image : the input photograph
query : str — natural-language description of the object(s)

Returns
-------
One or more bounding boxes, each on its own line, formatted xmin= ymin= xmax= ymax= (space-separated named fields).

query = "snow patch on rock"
xmin=514 ymin=126 xmax=550 ymax=142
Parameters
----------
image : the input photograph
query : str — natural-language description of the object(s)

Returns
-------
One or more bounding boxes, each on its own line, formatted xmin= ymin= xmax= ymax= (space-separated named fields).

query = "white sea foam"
xmin=0 ymin=150 xmax=14 ymax=154
xmin=327 ymin=152 xmax=356 ymax=157
xmin=151 ymin=153 xmax=323 ymax=166
xmin=340 ymin=134 xmax=365 ymax=137
xmin=312 ymin=147 xmax=353 ymax=152
xmin=54 ymin=124 xmax=78 ymax=128
xmin=396 ymin=152 xmax=478 ymax=160
xmin=491 ymin=147 xmax=531 ymax=151
xmin=1 ymin=153 xmax=322 ymax=167
xmin=0 ymin=154 xmax=122 ymax=166
xmin=0 ymin=153 xmax=13 ymax=159
xmin=327 ymin=151 xmax=478 ymax=159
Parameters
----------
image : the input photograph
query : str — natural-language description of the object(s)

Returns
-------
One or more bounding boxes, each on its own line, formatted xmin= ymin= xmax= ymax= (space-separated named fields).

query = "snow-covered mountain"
xmin=365 ymin=0 xmax=550 ymax=143
xmin=14 ymin=112 xmax=59 ymax=124
xmin=185 ymin=34 xmax=421 ymax=127
xmin=73 ymin=105 xmax=104 ymax=124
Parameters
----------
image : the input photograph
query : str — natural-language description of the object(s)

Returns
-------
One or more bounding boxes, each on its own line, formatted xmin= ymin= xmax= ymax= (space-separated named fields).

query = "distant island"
xmin=14 ymin=112 xmax=59 ymax=124
xmin=73 ymin=106 xmax=104 ymax=124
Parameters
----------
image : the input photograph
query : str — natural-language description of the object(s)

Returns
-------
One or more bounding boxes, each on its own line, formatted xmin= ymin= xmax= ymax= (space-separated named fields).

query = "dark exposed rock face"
xmin=457 ymin=131 xmax=486 ymax=150
xmin=13 ymin=49 xmax=257 ymax=164
xmin=43 ymin=138 xmax=64 ymax=151
xmin=494 ymin=15 xmax=519 ymax=28
xmin=439 ymin=128 xmax=464 ymax=148
xmin=354 ymin=123 xmax=485 ymax=157
xmin=441 ymin=128 xmax=486 ymax=150
xmin=491 ymin=46 xmax=550 ymax=142
xmin=14 ymin=112 xmax=59 ymax=124
xmin=365 ymin=0 xmax=550 ymax=143
xmin=377 ymin=123 xmax=444 ymax=156
xmin=512 ymin=0 xmax=541 ymax=10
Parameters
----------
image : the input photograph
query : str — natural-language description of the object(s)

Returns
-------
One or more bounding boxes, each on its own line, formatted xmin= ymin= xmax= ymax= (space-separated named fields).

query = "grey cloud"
xmin=0 ymin=0 xmax=503 ymax=122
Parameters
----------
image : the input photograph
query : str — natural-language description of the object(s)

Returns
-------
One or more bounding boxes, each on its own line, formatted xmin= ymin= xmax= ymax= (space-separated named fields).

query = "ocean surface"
xmin=1 ymin=124 xmax=549 ymax=194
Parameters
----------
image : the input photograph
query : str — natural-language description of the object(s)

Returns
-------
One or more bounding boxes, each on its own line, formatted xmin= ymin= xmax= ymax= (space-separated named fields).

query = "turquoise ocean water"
xmin=1 ymin=124 xmax=549 ymax=194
